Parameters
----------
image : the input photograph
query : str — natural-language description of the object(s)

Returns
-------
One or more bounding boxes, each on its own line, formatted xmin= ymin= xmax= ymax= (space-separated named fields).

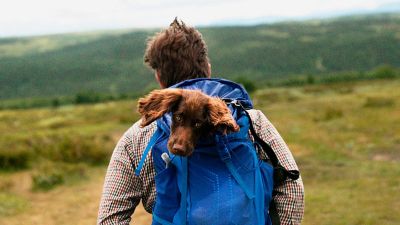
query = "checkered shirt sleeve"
xmin=97 ymin=110 xmax=304 ymax=225
xmin=248 ymin=110 xmax=305 ymax=225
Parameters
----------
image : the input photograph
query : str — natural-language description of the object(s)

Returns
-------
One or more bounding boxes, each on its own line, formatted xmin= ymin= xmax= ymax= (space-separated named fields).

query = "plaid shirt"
xmin=98 ymin=109 xmax=304 ymax=225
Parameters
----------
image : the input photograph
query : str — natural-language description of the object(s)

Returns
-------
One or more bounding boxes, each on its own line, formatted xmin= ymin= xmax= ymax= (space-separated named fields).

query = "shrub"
xmin=32 ymin=170 xmax=64 ymax=191
xmin=372 ymin=65 xmax=397 ymax=79
xmin=75 ymin=92 xmax=101 ymax=104
xmin=51 ymin=98 xmax=60 ymax=108
xmin=0 ymin=149 xmax=30 ymax=170
xmin=307 ymin=74 xmax=315 ymax=84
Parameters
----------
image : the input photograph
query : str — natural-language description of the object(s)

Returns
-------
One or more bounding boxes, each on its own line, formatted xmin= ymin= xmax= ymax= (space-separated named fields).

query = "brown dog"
xmin=138 ymin=88 xmax=239 ymax=156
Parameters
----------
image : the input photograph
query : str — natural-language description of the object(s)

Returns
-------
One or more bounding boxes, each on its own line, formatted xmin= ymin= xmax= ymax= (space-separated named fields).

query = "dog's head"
xmin=138 ymin=88 xmax=239 ymax=156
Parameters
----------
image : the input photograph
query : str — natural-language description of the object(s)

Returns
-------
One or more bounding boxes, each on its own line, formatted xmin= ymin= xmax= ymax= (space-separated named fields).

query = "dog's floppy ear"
xmin=138 ymin=88 xmax=183 ymax=127
xmin=206 ymin=97 xmax=240 ymax=134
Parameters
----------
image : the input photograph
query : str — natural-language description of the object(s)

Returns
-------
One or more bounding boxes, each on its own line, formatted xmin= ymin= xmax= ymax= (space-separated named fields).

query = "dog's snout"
xmin=168 ymin=137 xmax=194 ymax=156
xmin=172 ymin=143 xmax=185 ymax=154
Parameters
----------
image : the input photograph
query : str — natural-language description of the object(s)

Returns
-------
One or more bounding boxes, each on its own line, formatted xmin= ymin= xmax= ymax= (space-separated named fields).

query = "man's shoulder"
xmin=247 ymin=109 xmax=269 ymax=125
xmin=118 ymin=120 xmax=157 ymax=157
xmin=246 ymin=109 xmax=277 ymax=143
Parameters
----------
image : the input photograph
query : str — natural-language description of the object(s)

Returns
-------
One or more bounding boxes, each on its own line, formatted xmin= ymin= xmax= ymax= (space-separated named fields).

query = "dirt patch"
xmin=0 ymin=167 xmax=153 ymax=225
xmin=371 ymin=145 xmax=400 ymax=162
xmin=372 ymin=153 xmax=400 ymax=162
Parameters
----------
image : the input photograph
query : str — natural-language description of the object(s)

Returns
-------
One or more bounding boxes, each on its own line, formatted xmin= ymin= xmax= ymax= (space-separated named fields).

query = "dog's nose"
xmin=172 ymin=143 xmax=185 ymax=154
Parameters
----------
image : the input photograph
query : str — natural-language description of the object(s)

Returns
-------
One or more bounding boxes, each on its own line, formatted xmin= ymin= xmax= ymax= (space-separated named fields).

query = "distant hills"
xmin=0 ymin=13 xmax=399 ymax=100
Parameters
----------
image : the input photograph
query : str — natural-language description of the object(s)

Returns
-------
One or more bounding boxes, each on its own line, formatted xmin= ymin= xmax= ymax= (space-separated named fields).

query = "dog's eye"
xmin=175 ymin=115 xmax=182 ymax=122
xmin=195 ymin=122 xmax=202 ymax=128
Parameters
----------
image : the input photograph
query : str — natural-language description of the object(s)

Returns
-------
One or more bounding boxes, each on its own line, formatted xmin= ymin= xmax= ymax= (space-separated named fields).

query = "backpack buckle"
xmin=222 ymin=98 xmax=242 ymax=108
xmin=231 ymin=100 xmax=241 ymax=107
xmin=273 ymin=164 xmax=300 ymax=186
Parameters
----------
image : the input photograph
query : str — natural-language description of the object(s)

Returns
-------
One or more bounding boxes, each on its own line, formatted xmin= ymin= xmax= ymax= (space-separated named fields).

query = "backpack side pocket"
xmin=153 ymin=165 xmax=180 ymax=225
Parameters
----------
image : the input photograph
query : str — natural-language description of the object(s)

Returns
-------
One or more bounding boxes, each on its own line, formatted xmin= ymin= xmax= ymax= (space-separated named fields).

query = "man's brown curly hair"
xmin=144 ymin=18 xmax=210 ymax=87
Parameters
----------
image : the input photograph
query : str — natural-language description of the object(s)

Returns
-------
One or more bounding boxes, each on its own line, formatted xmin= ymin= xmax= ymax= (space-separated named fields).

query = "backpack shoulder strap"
xmin=224 ymin=99 xmax=300 ymax=185
xmin=135 ymin=127 xmax=163 ymax=176
xmin=225 ymin=100 xmax=300 ymax=225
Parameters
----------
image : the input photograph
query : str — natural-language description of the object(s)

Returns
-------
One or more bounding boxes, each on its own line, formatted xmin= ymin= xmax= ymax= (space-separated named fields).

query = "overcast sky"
xmin=1 ymin=0 xmax=399 ymax=37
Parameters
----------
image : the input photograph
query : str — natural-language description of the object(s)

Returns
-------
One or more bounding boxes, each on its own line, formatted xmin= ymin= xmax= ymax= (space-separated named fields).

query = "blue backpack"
xmin=135 ymin=78 xmax=299 ymax=225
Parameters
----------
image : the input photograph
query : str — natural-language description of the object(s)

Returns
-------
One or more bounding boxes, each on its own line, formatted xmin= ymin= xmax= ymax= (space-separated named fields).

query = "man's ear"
xmin=155 ymin=70 xmax=167 ymax=88
xmin=207 ymin=63 xmax=212 ymax=78
xmin=138 ymin=88 xmax=183 ymax=127
xmin=206 ymin=97 xmax=239 ymax=134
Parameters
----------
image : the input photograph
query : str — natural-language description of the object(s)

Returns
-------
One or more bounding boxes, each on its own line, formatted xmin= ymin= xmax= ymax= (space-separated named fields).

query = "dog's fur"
xmin=138 ymin=89 xmax=239 ymax=156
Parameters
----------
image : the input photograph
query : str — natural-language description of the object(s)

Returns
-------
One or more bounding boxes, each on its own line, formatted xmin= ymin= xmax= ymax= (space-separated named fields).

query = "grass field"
xmin=0 ymin=79 xmax=399 ymax=224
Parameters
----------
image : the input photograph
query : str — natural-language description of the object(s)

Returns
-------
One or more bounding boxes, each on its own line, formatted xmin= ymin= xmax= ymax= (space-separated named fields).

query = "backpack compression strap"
xmin=215 ymin=134 xmax=255 ymax=199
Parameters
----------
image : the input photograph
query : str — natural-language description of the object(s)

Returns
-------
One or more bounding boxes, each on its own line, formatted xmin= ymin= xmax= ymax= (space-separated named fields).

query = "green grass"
xmin=0 ymin=79 xmax=399 ymax=224
xmin=0 ymin=192 xmax=28 ymax=216
xmin=252 ymin=79 xmax=400 ymax=224
xmin=0 ymin=30 xmax=132 ymax=58
xmin=0 ymin=100 xmax=139 ymax=170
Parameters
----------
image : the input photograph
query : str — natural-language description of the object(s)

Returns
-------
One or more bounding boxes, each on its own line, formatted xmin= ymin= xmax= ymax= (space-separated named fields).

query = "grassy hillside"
xmin=0 ymin=78 xmax=399 ymax=224
xmin=0 ymin=31 xmax=132 ymax=58
xmin=0 ymin=13 xmax=400 ymax=99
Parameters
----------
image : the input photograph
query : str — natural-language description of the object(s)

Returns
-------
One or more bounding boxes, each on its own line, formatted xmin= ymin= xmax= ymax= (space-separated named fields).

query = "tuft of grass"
xmin=302 ymin=83 xmax=354 ymax=95
xmin=364 ymin=97 xmax=395 ymax=108
xmin=335 ymin=86 xmax=354 ymax=94
xmin=253 ymin=89 xmax=301 ymax=105
xmin=313 ymin=107 xmax=344 ymax=122
xmin=32 ymin=171 xmax=64 ymax=191
xmin=323 ymin=107 xmax=344 ymax=121
xmin=32 ymin=162 xmax=88 ymax=191
xmin=302 ymin=85 xmax=327 ymax=94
